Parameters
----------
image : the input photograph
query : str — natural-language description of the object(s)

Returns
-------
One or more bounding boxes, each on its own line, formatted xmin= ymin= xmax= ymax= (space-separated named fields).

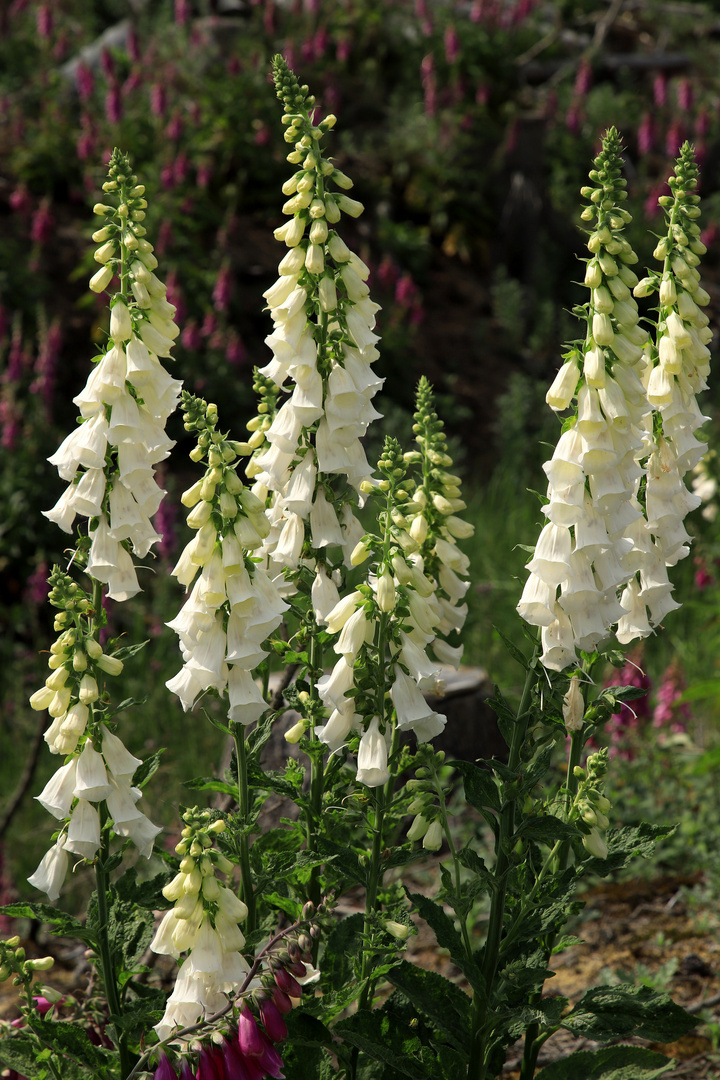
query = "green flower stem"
xmin=95 ymin=807 xmax=133 ymax=1080
xmin=306 ymin=627 xmax=325 ymax=909
xmin=467 ymin=649 xmax=539 ymax=1080
xmin=518 ymin=710 xmax=587 ymax=1080
xmin=430 ymin=759 xmax=473 ymax=963
xmin=234 ymin=725 xmax=257 ymax=935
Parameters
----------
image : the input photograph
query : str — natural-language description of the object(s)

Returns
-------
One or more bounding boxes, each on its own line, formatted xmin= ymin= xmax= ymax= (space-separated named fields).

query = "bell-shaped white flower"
xmin=73 ymin=739 xmax=114 ymax=802
xmin=64 ymin=798 xmax=101 ymax=860
xmin=356 ymin=716 xmax=389 ymax=788
xmin=28 ymin=836 xmax=69 ymax=902
xmin=36 ymin=760 xmax=78 ymax=820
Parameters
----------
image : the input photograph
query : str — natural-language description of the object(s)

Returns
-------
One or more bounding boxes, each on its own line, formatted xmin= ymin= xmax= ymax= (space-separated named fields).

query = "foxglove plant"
xmin=17 ymin=149 xmax=181 ymax=1079
xmin=518 ymin=128 xmax=653 ymax=669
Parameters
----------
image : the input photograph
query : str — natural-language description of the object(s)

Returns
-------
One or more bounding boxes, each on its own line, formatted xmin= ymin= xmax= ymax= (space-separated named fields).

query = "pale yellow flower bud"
xmin=562 ymin=674 xmax=584 ymax=732
xmin=89 ymin=265 xmax=113 ymax=293
xmin=96 ymin=654 xmax=123 ymax=676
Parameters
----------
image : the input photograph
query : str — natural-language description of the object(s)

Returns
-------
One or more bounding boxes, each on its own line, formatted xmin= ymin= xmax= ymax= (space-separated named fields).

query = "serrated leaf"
xmin=381 ymin=846 xmax=427 ymax=872
xmin=321 ymin=912 xmax=364 ymax=994
xmin=435 ymin=1045 xmax=468 ymax=1080
xmin=520 ymin=814 xmax=578 ymax=845
xmin=388 ymin=960 xmax=471 ymax=1056
xmin=407 ymin=892 xmax=484 ymax=997
xmin=584 ymin=823 xmax=676 ymax=874
xmin=0 ymin=902 xmax=94 ymax=945
xmin=108 ymin=987 xmax=167 ymax=1033
xmin=562 ymin=984 xmax=696 ymax=1043
xmin=334 ymin=1008 xmax=431 ymax=1079
xmin=25 ymin=1019 xmax=114 ymax=1069
xmin=457 ymin=846 xmax=496 ymax=895
xmin=316 ymin=837 xmax=364 ymax=885
xmin=451 ymin=760 xmax=501 ymax=814
xmin=0 ymin=1033 xmax=89 ymax=1080
xmin=114 ymin=868 xmax=173 ymax=911
xmin=535 ymin=1045 xmax=673 ymax=1080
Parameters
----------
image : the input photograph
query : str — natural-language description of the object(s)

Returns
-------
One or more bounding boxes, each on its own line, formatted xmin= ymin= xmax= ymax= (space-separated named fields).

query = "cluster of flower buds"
xmin=28 ymin=568 xmax=160 ymax=900
xmin=572 ymin=750 xmax=612 ymax=860
xmin=404 ymin=749 xmax=448 ymax=853
xmin=0 ymin=936 xmax=54 ymax=993
xmin=151 ymin=808 xmax=252 ymax=1041
xmin=395 ymin=376 xmax=473 ymax=666
xmin=165 ymin=393 xmax=288 ymax=720
xmin=44 ymin=148 xmax=181 ymax=601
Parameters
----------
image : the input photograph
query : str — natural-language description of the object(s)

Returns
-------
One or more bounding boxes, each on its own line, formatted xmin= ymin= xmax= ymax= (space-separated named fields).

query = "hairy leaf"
xmin=388 ymin=960 xmax=471 ymax=1056
xmin=562 ymin=984 xmax=696 ymax=1043
xmin=535 ymin=1045 xmax=673 ymax=1080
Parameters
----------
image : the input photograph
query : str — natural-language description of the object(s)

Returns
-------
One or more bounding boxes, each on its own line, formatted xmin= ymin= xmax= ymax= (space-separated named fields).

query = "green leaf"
xmin=131 ymin=750 xmax=162 ymax=789
xmin=381 ymin=846 xmax=428 ymax=872
xmin=184 ymin=775 xmax=236 ymax=795
xmin=457 ymin=847 xmax=496 ymax=895
xmin=562 ymin=984 xmax=696 ymax=1043
xmin=105 ymin=696 xmax=147 ymax=720
xmin=201 ymin=706 xmax=232 ymax=736
xmin=407 ymin=892 xmax=484 ymax=997
xmin=321 ymin=912 xmax=364 ymax=994
xmin=114 ymin=868 xmax=173 ymax=910
xmin=112 ymin=639 xmax=150 ymax=661
xmin=434 ymin=1045 xmax=468 ymax=1080
xmin=334 ymin=1007 xmax=432 ymax=1079
xmin=388 ymin=960 xmax=471 ymax=1056
xmin=520 ymin=814 xmax=578 ymax=846
xmin=584 ymin=823 xmax=676 ymax=874
xmin=0 ymin=902 xmax=94 ymax=945
xmin=690 ymin=744 xmax=720 ymax=775
xmin=316 ymin=837 xmax=364 ymax=885
xmin=535 ymin=1045 xmax=673 ymax=1080
xmin=450 ymin=761 xmax=500 ymax=814
xmin=0 ymin=1033 xmax=89 ymax=1080
xmin=25 ymin=1019 xmax=114 ymax=1070
xmin=265 ymin=891 xmax=302 ymax=918
xmin=677 ymin=678 xmax=720 ymax=704
xmin=492 ymin=627 xmax=528 ymax=670
xmin=109 ymin=987 xmax=167 ymax=1033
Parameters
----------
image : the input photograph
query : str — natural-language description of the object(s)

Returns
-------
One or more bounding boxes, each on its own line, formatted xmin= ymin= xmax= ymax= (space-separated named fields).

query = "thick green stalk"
xmin=467 ymin=651 xmax=538 ymax=1080
xmin=432 ymin=760 xmax=473 ymax=963
xmin=518 ymin=719 xmax=586 ymax=1080
xmin=306 ymin=628 xmax=325 ymax=908
xmin=234 ymin=725 xmax=257 ymax=935
xmin=95 ymin=812 xmax=133 ymax=1079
